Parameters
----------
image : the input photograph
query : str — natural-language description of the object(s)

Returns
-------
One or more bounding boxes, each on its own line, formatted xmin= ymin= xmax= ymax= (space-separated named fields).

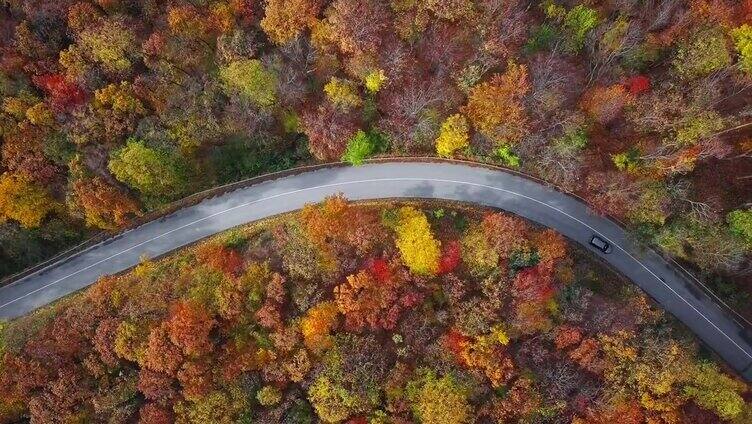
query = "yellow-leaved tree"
xmin=323 ymin=77 xmax=362 ymax=111
xmin=436 ymin=114 xmax=470 ymax=157
xmin=394 ymin=206 xmax=441 ymax=276
xmin=0 ymin=173 xmax=56 ymax=228
xmin=406 ymin=369 xmax=472 ymax=424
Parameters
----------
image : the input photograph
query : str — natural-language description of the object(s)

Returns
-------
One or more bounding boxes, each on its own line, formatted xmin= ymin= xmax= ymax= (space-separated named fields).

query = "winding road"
xmin=1 ymin=161 xmax=751 ymax=380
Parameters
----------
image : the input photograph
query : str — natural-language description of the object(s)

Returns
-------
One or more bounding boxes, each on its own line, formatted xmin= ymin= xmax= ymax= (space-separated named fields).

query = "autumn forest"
xmin=0 ymin=198 xmax=749 ymax=423
xmin=1 ymin=0 xmax=752 ymax=422
xmin=0 ymin=0 xmax=750 ymax=298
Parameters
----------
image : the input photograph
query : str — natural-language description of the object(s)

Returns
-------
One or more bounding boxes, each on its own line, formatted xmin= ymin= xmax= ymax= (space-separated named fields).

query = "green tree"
xmin=674 ymin=110 xmax=724 ymax=145
xmin=727 ymin=209 xmax=752 ymax=246
xmin=554 ymin=127 xmax=588 ymax=151
xmin=113 ymin=320 xmax=148 ymax=363
xmin=174 ymin=388 xmax=252 ymax=424
xmin=524 ymin=24 xmax=557 ymax=54
xmin=307 ymin=375 xmax=361 ymax=422
xmin=211 ymin=138 xmax=300 ymax=184
xmin=324 ymin=78 xmax=362 ymax=111
xmin=563 ymin=5 xmax=599 ymax=52
xmin=731 ymin=24 xmax=752 ymax=74
xmin=684 ymin=362 xmax=746 ymax=421
xmin=461 ymin=224 xmax=499 ymax=277
xmin=655 ymin=218 xmax=747 ymax=271
xmin=673 ymin=27 xmax=731 ymax=79
xmin=627 ymin=183 xmax=669 ymax=226
xmin=612 ymin=148 xmax=641 ymax=172
xmin=78 ymin=19 xmax=138 ymax=74
xmin=108 ymin=138 xmax=190 ymax=202
xmin=306 ymin=334 xmax=385 ymax=422
xmin=342 ymin=130 xmax=380 ymax=166
xmin=219 ymin=59 xmax=278 ymax=108
xmin=256 ymin=386 xmax=283 ymax=406
xmin=364 ymin=69 xmax=387 ymax=93
xmin=91 ymin=81 xmax=147 ymax=142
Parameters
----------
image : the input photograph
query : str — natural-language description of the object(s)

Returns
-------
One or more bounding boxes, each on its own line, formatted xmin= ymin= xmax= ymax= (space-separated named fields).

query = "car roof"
xmin=591 ymin=236 xmax=608 ymax=247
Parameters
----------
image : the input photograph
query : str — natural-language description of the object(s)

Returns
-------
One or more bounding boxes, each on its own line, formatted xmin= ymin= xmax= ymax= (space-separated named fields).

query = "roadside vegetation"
xmin=0 ymin=197 xmax=749 ymax=423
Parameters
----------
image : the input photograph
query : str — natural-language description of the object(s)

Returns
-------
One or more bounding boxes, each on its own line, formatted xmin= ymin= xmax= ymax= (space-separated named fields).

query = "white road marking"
xmin=1 ymin=176 xmax=750 ymax=361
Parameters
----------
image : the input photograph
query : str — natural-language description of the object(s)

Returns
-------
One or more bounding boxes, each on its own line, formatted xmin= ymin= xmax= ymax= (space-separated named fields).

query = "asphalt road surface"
xmin=1 ymin=162 xmax=751 ymax=380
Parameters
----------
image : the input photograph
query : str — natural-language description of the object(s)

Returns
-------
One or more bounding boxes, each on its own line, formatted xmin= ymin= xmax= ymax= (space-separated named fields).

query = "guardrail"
xmin=2 ymin=156 xmax=750 ymax=332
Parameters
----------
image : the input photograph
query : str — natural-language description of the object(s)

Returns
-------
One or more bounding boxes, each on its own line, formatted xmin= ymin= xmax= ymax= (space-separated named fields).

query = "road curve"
xmin=1 ymin=162 xmax=751 ymax=379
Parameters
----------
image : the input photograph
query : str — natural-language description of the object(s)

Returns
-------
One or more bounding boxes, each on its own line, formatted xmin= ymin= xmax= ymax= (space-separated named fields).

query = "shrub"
xmin=494 ymin=145 xmax=521 ymax=168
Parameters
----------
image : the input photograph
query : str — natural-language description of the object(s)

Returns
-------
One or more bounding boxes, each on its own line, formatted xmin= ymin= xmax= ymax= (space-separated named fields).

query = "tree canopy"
xmin=108 ymin=138 xmax=190 ymax=202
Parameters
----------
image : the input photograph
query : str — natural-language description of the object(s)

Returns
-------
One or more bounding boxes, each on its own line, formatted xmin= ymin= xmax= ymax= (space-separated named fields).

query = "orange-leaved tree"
xmin=72 ymin=176 xmax=141 ymax=230
xmin=579 ymin=84 xmax=630 ymax=125
xmin=334 ymin=266 xmax=405 ymax=331
xmin=300 ymin=195 xmax=384 ymax=255
xmin=142 ymin=323 xmax=184 ymax=375
xmin=482 ymin=213 xmax=529 ymax=259
xmin=194 ymin=242 xmax=244 ymax=276
xmin=260 ymin=0 xmax=323 ymax=45
xmin=166 ymin=301 xmax=216 ymax=357
xmin=301 ymin=301 xmax=339 ymax=353
xmin=532 ymin=229 xmax=568 ymax=265
xmin=462 ymin=62 xmax=530 ymax=145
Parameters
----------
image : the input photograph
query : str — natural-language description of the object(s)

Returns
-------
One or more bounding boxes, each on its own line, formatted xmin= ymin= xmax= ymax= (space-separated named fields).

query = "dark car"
xmin=589 ymin=235 xmax=612 ymax=254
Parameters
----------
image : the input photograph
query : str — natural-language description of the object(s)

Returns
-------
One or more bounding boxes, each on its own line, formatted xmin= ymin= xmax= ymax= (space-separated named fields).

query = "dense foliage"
xmin=0 ymin=0 xmax=751 ymax=307
xmin=0 ymin=197 xmax=749 ymax=423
